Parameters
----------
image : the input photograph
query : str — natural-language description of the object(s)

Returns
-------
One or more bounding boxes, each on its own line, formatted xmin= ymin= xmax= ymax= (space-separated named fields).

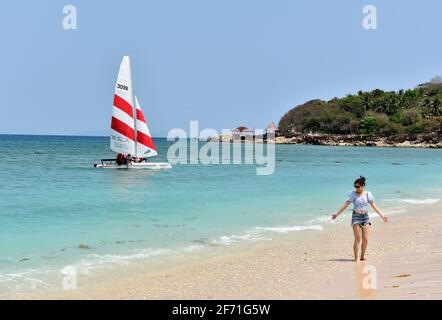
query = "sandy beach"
xmin=6 ymin=200 xmax=441 ymax=300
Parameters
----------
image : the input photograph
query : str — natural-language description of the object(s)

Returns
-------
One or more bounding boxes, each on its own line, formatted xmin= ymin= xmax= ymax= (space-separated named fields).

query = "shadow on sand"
xmin=328 ymin=258 xmax=355 ymax=262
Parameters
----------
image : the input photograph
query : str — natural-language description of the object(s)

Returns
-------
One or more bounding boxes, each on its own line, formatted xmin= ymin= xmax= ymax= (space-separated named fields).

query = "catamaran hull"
xmin=94 ymin=162 xmax=172 ymax=169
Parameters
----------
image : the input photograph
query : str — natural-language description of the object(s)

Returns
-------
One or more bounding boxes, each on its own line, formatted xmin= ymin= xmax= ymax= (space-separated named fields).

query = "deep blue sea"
xmin=1 ymin=134 xmax=442 ymax=293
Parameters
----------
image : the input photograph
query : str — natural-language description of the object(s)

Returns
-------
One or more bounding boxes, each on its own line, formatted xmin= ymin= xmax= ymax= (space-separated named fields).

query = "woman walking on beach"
xmin=331 ymin=176 xmax=388 ymax=262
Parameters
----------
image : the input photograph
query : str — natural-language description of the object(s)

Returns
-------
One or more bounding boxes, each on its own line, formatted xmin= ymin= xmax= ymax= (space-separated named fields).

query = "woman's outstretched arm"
xmin=331 ymin=201 xmax=351 ymax=220
xmin=370 ymin=202 xmax=389 ymax=223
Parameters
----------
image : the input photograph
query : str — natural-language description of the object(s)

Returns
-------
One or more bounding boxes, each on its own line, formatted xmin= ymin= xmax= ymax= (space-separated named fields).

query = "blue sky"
xmin=1 ymin=0 xmax=442 ymax=136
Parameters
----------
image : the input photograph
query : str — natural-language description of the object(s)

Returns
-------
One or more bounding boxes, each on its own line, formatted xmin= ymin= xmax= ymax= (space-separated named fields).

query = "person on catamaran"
xmin=116 ymin=153 xmax=125 ymax=166
xmin=127 ymin=154 xmax=132 ymax=165
xmin=331 ymin=176 xmax=389 ymax=262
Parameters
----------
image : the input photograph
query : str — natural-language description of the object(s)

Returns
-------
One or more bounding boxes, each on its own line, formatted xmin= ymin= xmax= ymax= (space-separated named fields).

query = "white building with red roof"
xmin=232 ymin=126 xmax=253 ymax=140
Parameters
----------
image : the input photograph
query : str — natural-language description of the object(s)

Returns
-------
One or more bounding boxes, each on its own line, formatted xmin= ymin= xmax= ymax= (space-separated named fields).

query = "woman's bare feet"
xmin=360 ymin=256 xmax=366 ymax=261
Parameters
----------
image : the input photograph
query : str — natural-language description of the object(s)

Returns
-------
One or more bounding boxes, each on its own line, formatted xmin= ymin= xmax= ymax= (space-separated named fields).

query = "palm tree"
xmin=429 ymin=98 xmax=442 ymax=117
xmin=371 ymin=89 xmax=384 ymax=97
xmin=361 ymin=93 xmax=370 ymax=111
xmin=422 ymin=98 xmax=442 ymax=118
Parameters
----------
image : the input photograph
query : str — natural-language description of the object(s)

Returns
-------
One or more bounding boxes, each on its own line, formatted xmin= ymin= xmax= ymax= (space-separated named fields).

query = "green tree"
xmin=400 ymin=108 xmax=422 ymax=126
xmin=277 ymin=78 xmax=442 ymax=138
xmin=359 ymin=116 xmax=376 ymax=134
xmin=422 ymin=98 xmax=442 ymax=118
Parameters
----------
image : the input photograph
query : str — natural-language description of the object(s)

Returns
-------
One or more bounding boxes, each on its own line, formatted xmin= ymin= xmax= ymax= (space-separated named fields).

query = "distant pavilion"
xmin=265 ymin=122 xmax=279 ymax=135
xmin=232 ymin=126 xmax=253 ymax=140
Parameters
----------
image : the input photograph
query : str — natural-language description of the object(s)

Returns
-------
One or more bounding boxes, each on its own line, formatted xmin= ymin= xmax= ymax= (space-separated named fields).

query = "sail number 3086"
xmin=117 ymin=84 xmax=129 ymax=91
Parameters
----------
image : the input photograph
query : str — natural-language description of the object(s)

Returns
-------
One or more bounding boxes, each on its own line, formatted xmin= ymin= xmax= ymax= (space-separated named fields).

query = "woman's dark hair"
xmin=354 ymin=175 xmax=366 ymax=186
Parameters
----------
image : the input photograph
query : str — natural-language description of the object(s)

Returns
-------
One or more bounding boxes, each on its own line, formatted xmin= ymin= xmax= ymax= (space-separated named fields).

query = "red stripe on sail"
xmin=111 ymin=117 xmax=135 ymax=141
xmin=137 ymin=131 xmax=156 ymax=151
xmin=136 ymin=109 xmax=146 ymax=123
xmin=113 ymin=95 xmax=133 ymax=118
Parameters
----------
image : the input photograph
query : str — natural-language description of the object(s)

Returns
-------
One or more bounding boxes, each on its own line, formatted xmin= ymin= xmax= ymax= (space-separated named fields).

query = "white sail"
xmin=110 ymin=56 xmax=136 ymax=155
xmin=135 ymin=96 xmax=158 ymax=158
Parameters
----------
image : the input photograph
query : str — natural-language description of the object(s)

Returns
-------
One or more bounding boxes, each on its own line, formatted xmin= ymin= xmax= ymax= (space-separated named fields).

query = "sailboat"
xmin=94 ymin=56 xmax=172 ymax=169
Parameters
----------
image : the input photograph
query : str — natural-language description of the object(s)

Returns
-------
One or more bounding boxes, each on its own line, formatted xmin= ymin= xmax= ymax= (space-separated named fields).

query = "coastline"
xmin=8 ymin=199 xmax=442 ymax=300
xmin=210 ymin=132 xmax=442 ymax=148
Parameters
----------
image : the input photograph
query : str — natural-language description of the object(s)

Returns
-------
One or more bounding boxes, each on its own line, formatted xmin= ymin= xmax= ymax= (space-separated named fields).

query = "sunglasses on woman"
xmin=354 ymin=185 xmax=362 ymax=188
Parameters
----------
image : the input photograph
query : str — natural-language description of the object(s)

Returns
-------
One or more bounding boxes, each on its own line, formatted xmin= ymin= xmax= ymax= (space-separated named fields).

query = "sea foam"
xmin=255 ymin=224 xmax=323 ymax=234
xmin=384 ymin=198 xmax=440 ymax=205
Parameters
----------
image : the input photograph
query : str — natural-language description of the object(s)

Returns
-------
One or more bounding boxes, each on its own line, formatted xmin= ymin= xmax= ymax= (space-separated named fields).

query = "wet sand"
xmin=6 ymin=202 xmax=442 ymax=300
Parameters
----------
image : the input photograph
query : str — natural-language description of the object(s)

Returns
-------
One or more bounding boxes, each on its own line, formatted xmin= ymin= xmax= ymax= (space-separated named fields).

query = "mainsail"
xmin=110 ymin=56 xmax=136 ymax=155
xmin=135 ymin=96 xmax=158 ymax=158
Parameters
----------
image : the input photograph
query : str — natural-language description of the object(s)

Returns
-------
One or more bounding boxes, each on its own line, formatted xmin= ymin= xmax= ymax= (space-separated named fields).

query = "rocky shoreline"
xmin=209 ymin=132 xmax=442 ymax=148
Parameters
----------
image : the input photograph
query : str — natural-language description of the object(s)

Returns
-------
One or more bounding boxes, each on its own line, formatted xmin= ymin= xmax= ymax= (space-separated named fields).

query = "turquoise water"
xmin=1 ymin=134 xmax=442 ymax=293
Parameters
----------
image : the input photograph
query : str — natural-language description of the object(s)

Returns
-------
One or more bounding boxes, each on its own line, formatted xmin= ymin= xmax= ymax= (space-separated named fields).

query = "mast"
xmin=128 ymin=54 xmax=137 ymax=157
